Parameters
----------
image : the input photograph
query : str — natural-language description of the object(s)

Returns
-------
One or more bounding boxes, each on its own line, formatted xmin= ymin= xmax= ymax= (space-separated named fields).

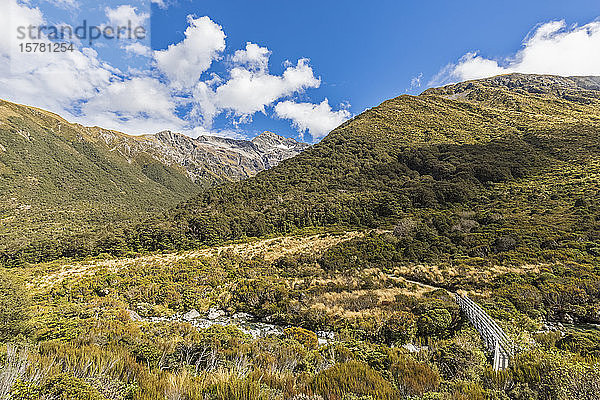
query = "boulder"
xmin=127 ymin=309 xmax=143 ymax=322
xmin=183 ymin=309 xmax=201 ymax=321
xmin=207 ymin=307 xmax=225 ymax=320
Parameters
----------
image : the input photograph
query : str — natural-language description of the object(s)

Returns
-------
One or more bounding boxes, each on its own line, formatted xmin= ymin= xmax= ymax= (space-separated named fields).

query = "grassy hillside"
xmin=111 ymin=74 xmax=600 ymax=270
xmin=2 ymin=231 xmax=599 ymax=399
xmin=0 ymin=100 xmax=200 ymax=263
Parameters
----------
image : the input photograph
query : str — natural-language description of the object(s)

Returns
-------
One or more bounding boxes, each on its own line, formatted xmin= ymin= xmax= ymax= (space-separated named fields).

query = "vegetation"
xmin=0 ymin=100 xmax=200 ymax=265
xmin=11 ymin=74 xmax=592 ymax=268
xmin=1 ymin=74 xmax=600 ymax=398
xmin=1 ymin=224 xmax=599 ymax=399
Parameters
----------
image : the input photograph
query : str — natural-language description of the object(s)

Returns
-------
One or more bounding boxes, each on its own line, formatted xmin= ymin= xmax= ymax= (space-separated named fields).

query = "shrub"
xmin=285 ymin=327 xmax=319 ymax=350
xmin=10 ymin=374 xmax=108 ymax=400
xmin=431 ymin=342 xmax=484 ymax=381
xmin=380 ymin=312 xmax=416 ymax=345
xmin=390 ymin=356 xmax=441 ymax=397
xmin=556 ymin=332 xmax=600 ymax=358
xmin=417 ymin=309 xmax=452 ymax=337
xmin=0 ymin=272 xmax=31 ymax=341
xmin=312 ymin=360 xmax=399 ymax=400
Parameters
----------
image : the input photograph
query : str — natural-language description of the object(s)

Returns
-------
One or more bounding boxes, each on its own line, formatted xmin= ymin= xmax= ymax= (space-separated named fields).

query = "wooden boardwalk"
xmin=455 ymin=294 xmax=514 ymax=370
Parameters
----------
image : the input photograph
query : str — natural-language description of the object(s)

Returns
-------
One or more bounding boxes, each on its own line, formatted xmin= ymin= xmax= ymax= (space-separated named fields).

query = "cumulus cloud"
xmin=0 ymin=0 xmax=180 ymax=135
xmin=1 ymin=0 xmax=44 ymax=55
xmin=105 ymin=5 xmax=149 ymax=29
xmin=1 ymin=2 xmax=341 ymax=140
xmin=80 ymin=77 xmax=183 ymax=133
xmin=231 ymin=42 xmax=271 ymax=71
xmin=0 ymin=0 xmax=113 ymax=115
xmin=274 ymin=99 xmax=351 ymax=140
xmin=154 ymin=16 xmax=226 ymax=89
xmin=195 ymin=57 xmax=321 ymax=124
xmin=122 ymin=42 xmax=151 ymax=57
xmin=432 ymin=19 xmax=600 ymax=85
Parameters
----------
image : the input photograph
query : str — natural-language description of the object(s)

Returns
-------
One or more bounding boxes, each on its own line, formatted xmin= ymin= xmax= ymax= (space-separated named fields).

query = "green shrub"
xmin=312 ymin=360 xmax=399 ymax=400
xmin=9 ymin=379 xmax=41 ymax=400
xmin=417 ymin=309 xmax=452 ymax=337
xmin=11 ymin=374 xmax=108 ymax=400
xmin=380 ymin=311 xmax=416 ymax=345
xmin=0 ymin=272 xmax=31 ymax=341
xmin=285 ymin=327 xmax=319 ymax=350
xmin=390 ymin=356 xmax=441 ymax=397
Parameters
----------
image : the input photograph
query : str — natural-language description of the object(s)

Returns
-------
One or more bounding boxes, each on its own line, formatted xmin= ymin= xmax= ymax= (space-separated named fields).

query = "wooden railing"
xmin=455 ymin=293 xmax=513 ymax=371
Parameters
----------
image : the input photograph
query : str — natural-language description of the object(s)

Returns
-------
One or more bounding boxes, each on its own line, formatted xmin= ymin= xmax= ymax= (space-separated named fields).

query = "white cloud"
xmin=80 ymin=77 xmax=182 ymax=130
xmin=274 ymin=99 xmax=351 ymax=140
xmin=231 ymin=42 xmax=270 ymax=71
xmin=122 ymin=42 xmax=151 ymax=57
xmin=0 ymin=1 xmax=181 ymax=136
xmin=105 ymin=5 xmax=149 ymax=29
xmin=150 ymin=0 xmax=167 ymax=9
xmin=0 ymin=1 xmax=113 ymax=115
xmin=1 ymin=0 xmax=44 ymax=55
xmin=154 ymin=16 xmax=226 ymax=89
xmin=410 ymin=72 xmax=423 ymax=91
xmin=195 ymin=57 xmax=321 ymax=124
xmin=433 ymin=19 xmax=600 ymax=85
xmin=0 ymin=3 xmax=338 ymax=140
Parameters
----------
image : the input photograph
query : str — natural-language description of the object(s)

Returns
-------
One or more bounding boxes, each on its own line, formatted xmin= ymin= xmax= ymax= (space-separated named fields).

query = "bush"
xmin=284 ymin=327 xmax=319 ymax=349
xmin=380 ymin=312 xmax=416 ymax=345
xmin=390 ymin=356 xmax=441 ymax=397
xmin=0 ymin=272 xmax=31 ymax=341
xmin=312 ymin=360 xmax=399 ymax=400
xmin=556 ymin=332 xmax=600 ymax=358
xmin=11 ymin=374 xmax=108 ymax=400
xmin=417 ymin=309 xmax=452 ymax=337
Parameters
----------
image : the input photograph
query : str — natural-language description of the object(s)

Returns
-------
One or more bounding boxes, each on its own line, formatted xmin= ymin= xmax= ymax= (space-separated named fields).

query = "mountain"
xmin=100 ymin=129 xmax=309 ymax=184
xmin=0 ymin=99 xmax=307 ymax=263
xmin=119 ymin=74 xmax=600 ymax=266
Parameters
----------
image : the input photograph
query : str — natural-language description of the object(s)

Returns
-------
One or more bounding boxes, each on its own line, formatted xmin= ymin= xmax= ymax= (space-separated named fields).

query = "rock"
xmin=207 ymin=307 xmax=225 ymax=320
xmin=100 ymin=130 xmax=309 ymax=185
xmin=317 ymin=331 xmax=335 ymax=340
xmin=127 ymin=309 xmax=143 ymax=322
xmin=562 ymin=313 xmax=574 ymax=324
xmin=231 ymin=312 xmax=253 ymax=320
xmin=183 ymin=309 xmax=201 ymax=321
xmin=251 ymin=131 xmax=310 ymax=167
xmin=402 ymin=343 xmax=420 ymax=353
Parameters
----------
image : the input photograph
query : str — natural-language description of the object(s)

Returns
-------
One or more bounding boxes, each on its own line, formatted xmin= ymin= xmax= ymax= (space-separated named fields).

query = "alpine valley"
xmin=1 ymin=74 xmax=600 ymax=400
xmin=0 ymin=99 xmax=308 ymax=262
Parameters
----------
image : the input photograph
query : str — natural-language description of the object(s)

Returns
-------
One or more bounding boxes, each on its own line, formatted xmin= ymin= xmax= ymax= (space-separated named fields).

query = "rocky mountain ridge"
xmin=97 ymin=129 xmax=309 ymax=184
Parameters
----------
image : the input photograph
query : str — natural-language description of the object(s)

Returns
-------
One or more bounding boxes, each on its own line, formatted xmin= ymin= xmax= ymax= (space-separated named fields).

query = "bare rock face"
xmin=251 ymin=131 xmax=311 ymax=167
xmin=96 ymin=130 xmax=309 ymax=185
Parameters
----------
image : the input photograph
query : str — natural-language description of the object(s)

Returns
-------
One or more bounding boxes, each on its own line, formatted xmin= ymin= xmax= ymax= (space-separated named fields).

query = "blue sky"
xmin=2 ymin=0 xmax=600 ymax=141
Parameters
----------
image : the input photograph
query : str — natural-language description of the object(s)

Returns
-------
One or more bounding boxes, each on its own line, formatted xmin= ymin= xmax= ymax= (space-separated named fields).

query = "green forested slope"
xmin=3 ymin=73 xmax=600 ymax=265
xmin=117 ymin=74 xmax=600 ymax=265
xmin=0 ymin=100 xmax=199 ymax=262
